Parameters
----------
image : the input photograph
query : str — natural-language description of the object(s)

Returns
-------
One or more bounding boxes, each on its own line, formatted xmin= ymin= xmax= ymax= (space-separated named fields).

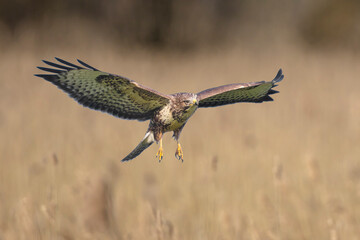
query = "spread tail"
xmin=121 ymin=131 xmax=155 ymax=161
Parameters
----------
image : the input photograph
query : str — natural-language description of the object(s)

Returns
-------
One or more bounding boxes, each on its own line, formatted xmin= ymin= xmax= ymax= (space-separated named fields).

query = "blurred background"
xmin=0 ymin=0 xmax=360 ymax=239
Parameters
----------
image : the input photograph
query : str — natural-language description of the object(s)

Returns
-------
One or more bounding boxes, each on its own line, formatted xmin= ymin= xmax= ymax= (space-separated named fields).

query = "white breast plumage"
xmin=158 ymin=104 xmax=174 ymax=124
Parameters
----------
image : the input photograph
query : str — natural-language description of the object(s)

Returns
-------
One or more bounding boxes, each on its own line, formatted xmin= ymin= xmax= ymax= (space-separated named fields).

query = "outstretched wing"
xmin=196 ymin=69 xmax=284 ymax=108
xmin=35 ymin=58 xmax=170 ymax=121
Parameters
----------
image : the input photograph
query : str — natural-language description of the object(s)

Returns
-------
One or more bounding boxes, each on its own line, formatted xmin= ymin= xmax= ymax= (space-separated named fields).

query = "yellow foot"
xmin=156 ymin=147 xmax=164 ymax=162
xmin=175 ymin=143 xmax=184 ymax=162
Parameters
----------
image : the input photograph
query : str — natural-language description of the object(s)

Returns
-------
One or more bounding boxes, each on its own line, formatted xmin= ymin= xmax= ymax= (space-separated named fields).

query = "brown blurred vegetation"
xmin=0 ymin=0 xmax=359 ymax=50
xmin=0 ymin=0 xmax=242 ymax=49
xmin=1 ymin=0 xmax=360 ymax=239
xmin=300 ymin=0 xmax=360 ymax=51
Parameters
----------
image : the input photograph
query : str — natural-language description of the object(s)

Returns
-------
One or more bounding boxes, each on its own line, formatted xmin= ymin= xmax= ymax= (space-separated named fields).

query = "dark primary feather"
xmin=272 ymin=68 xmax=284 ymax=84
xmin=197 ymin=69 xmax=284 ymax=107
xmin=37 ymin=67 xmax=64 ymax=74
xmin=35 ymin=58 xmax=170 ymax=121
xmin=77 ymin=59 xmax=99 ymax=71
xmin=42 ymin=60 xmax=74 ymax=71
xmin=55 ymin=57 xmax=83 ymax=69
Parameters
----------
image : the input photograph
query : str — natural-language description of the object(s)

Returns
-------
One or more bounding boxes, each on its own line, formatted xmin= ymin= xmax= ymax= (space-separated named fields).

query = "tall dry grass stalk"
xmin=304 ymin=153 xmax=320 ymax=182
xmin=13 ymin=197 xmax=39 ymax=240
xmin=327 ymin=218 xmax=339 ymax=240
xmin=72 ymin=165 xmax=122 ymax=239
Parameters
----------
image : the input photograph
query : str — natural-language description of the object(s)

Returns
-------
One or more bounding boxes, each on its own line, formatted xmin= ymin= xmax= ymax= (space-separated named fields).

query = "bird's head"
xmin=181 ymin=93 xmax=199 ymax=112
xmin=171 ymin=93 xmax=199 ymax=118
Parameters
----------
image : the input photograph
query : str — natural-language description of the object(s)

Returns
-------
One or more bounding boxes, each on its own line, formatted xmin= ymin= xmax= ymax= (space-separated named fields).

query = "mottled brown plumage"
xmin=36 ymin=58 xmax=284 ymax=162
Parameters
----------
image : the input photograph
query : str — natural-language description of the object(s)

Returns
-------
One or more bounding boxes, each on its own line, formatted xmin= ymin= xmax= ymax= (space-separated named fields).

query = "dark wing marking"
xmin=35 ymin=58 xmax=170 ymax=121
xmin=122 ymin=132 xmax=155 ymax=161
xmin=196 ymin=69 xmax=284 ymax=108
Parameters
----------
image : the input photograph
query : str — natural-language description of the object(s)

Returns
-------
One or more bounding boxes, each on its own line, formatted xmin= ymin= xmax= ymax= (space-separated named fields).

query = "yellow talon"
xmin=175 ymin=143 xmax=184 ymax=162
xmin=156 ymin=139 xmax=164 ymax=162
xmin=156 ymin=147 xmax=164 ymax=162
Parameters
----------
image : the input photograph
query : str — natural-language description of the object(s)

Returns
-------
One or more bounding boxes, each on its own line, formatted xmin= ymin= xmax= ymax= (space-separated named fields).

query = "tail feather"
xmin=121 ymin=132 xmax=155 ymax=162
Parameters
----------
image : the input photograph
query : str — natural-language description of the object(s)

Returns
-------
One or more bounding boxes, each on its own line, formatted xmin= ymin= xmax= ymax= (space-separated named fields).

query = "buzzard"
xmin=36 ymin=58 xmax=284 ymax=162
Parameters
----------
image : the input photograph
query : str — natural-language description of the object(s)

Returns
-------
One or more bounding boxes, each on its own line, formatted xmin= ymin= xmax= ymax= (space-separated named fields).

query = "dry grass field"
xmin=1 ymin=33 xmax=360 ymax=239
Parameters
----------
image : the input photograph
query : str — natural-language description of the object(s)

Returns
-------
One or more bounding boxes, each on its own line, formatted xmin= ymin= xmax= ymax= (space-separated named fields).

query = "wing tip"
xmin=54 ymin=57 xmax=83 ymax=70
xmin=34 ymin=73 xmax=60 ymax=82
xmin=77 ymin=59 xmax=99 ymax=71
xmin=272 ymin=68 xmax=284 ymax=83
xmin=37 ymin=66 xmax=64 ymax=74
xmin=268 ymin=89 xmax=279 ymax=95
xmin=262 ymin=95 xmax=274 ymax=102
xmin=42 ymin=59 xmax=74 ymax=71
xmin=37 ymin=58 xmax=99 ymax=77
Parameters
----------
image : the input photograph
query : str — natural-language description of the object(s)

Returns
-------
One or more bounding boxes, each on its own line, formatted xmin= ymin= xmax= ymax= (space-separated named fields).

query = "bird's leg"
xmin=173 ymin=127 xmax=185 ymax=162
xmin=175 ymin=141 xmax=184 ymax=162
xmin=155 ymin=138 xmax=164 ymax=162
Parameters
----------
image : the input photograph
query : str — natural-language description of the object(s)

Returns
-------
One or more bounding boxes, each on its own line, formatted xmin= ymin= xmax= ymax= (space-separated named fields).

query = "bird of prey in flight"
xmin=36 ymin=58 xmax=284 ymax=162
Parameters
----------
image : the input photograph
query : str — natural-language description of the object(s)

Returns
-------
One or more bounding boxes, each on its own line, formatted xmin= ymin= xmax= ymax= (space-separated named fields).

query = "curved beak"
xmin=192 ymin=99 xmax=199 ymax=106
